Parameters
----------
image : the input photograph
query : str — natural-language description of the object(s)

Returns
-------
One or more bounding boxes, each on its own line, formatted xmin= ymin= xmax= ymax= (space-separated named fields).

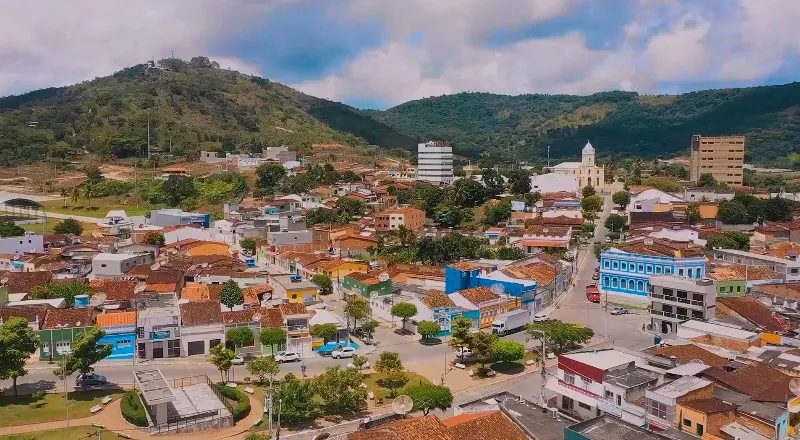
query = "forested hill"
xmin=366 ymin=83 xmax=800 ymax=166
xmin=0 ymin=58 xmax=416 ymax=166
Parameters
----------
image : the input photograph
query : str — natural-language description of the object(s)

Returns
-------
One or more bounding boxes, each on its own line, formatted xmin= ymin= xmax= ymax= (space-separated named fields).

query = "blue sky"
xmin=3 ymin=0 xmax=800 ymax=109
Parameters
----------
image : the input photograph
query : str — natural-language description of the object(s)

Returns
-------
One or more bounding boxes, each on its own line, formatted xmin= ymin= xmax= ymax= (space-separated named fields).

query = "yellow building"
xmin=674 ymin=399 xmax=737 ymax=440
xmin=309 ymin=259 xmax=368 ymax=281
xmin=269 ymin=274 xmax=320 ymax=304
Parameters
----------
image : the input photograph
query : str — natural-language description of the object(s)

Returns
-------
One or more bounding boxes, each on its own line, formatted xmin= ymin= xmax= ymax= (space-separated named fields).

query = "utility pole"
xmin=147 ymin=117 xmax=151 ymax=160
xmin=547 ymin=145 xmax=551 ymax=169
xmin=276 ymin=398 xmax=283 ymax=440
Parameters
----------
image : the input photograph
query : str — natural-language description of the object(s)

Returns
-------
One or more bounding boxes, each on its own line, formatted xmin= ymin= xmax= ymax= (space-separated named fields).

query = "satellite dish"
xmin=489 ymin=283 xmax=505 ymax=295
xmin=252 ymin=312 xmax=262 ymax=323
xmin=790 ymin=378 xmax=800 ymax=397
xmin=134 ymin=282 xmax=147 ymax=293
xmin=643 ymin=238 xmax=654 ymax=246
xmin=201 ymin=262 xmax=209 ymax=268
xmin=392 ymin=395 xmax=413 ymax=415
xmin=151 ymin=262 xmax=161 ymax=271
xmin=89 ymin=293 xmax=107 ymax=307
xmin=379 ymin=272 xmax=390 ymax=283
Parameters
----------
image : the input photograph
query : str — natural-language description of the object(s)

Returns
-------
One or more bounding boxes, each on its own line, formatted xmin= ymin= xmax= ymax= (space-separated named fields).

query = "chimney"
xmin=670 ymin=355 xmax=677 ymax=367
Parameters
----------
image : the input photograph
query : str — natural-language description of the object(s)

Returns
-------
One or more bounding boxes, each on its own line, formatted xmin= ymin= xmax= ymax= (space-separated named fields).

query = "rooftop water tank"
xmin=74 ymin=294 xmax=90 ymax=308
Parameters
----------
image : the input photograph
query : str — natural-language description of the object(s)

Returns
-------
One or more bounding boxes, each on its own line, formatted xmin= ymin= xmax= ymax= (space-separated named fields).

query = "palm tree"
xmin=60 ymin=188 xmax=69 ymax=207
xmin=70 ymin=187 xmax=80 ymax=205
xmin=83 ymin=182 xmax=96 ymax=208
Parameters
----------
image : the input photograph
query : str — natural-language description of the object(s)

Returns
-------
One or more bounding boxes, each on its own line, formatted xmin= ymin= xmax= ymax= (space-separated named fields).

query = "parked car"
xmin=454 ymin=347 xmax=475 ymax=361
xmin=532 ymin=313 xmax=549 ymax=322
xmin=347 ymin=360 xmax=371 ymax=370
xmin=76 ymin=373 xmax=107 ymax=387
xmin=274 ymin=351 xmax=301 ymax=363
xmin=318 ymin=344 xmax=346 ymax=356
xmin=332 ymin=346 xmax=357 ymax=359
xmin=592 ymin=272 xmax=600 ymax=280
xmin=610 ymin=307 xmax=629 ymax=315
xmin=605 ymin=237 xmax=612 ymax=243
xmin=232 ymin=355 xmax=245 ymax=365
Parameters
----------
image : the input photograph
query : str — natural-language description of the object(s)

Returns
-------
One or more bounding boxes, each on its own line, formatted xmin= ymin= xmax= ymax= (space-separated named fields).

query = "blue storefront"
xmin=445 ymin=264 xmax=538 ymax=310
xmin=98 ymin=325 xmax=136 ymax=360
xmin=599 ymin=247 xmax=707 ymax=296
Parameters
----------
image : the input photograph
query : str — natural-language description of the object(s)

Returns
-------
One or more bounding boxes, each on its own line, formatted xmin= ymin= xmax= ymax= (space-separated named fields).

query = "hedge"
xmin=215 ymin=385 xmax=251 ymax=421
xmin=121 ymin=391 xmax=149 ymax=427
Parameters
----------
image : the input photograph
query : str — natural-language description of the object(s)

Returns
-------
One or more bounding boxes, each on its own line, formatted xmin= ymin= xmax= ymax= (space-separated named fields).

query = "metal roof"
xmin=133 ymin=369 xmax=175 ymax=405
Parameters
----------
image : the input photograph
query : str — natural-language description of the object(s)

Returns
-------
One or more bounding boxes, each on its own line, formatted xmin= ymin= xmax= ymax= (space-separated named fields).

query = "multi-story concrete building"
xmin=689 ymin=135 xmax=745 ymax=185
xmin=600 ymin=239 xmax=707 ymax=298
xmin=92 ymin=253 xmax=155 ymax=279
xmin=648 ymin=275 xmax=716 ymax=334
xmin=417 ymin=141 xmax=453 ymax=184
xmin=150 ymin=209 xmax=211 ymax=228
xmin=710 ymin=248 xmax=800 ymax=282
xmin=136 ymin=293 xmax=182 ymax=360
xmin=374 ymin=206 xmax=426 ymax=232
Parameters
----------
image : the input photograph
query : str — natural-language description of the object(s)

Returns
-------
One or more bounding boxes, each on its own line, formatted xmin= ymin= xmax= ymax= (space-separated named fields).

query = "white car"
xmin=274 ymin=351 xmax=301 ymax=363
xmin=232 ymin=355 xmax=245 ymax=365
xmin=532 ymin=313 xmax=549 ymax=322
xmin=347 ymin=360 xmax=371 ymax=370
xmin=332 ymin=346 xmax=356 ymax=359
xmin=455 ymin=347 xmax=474 ymax=358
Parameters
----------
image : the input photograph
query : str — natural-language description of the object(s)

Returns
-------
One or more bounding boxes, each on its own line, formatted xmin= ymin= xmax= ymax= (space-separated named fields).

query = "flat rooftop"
xmin=168 ymin=383 xmax=228 ymax=418
xmin=270 ymin=274 xmax=318 ymax=290
xmin=605 ymin=368 xmax=659 ymax=389
xmin=649 ymin=376 xmax=711 ymax=399
xmin=561 ymin=349 xmax=641 ymax=371
xmin=713 ymin=248 xmax=800 ymax=266
xmin=457 ymin=392 xmax=571 ymax=440
xmin=568 ymin=414 xmax=695 ymax=440
xmin=95 ymin=252 xmax=144 ymax=261
xmin=134 ymin=369 xmax=175 ymax=405
xmin=680 ymin=320 xmax=759 ymax=340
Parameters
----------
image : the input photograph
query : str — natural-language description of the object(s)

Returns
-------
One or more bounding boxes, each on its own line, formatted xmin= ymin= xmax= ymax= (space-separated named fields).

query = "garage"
xmin=187 ymin=341 xmax=205 ymax=356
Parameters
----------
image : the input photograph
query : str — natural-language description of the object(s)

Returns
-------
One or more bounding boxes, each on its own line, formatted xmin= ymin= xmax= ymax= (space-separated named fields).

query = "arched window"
xmin=602 ymin=276 xmax=609 ymax=287
xmin=637 ymin=280 xmax=645 ymax=292
xmin=627 ymin=279 xmax=635 ymax=291
xmin=611 ymin=278 xmax=618 ymax=288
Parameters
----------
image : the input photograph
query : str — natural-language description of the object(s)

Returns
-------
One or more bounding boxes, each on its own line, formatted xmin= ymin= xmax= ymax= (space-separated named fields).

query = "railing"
xmin=287 ymin=325 xmax=309 ymax=333
xmin=649 ymin=292 xmax=706 ymax=308
xmin=649 ymin=309 xmax=691 ymax=321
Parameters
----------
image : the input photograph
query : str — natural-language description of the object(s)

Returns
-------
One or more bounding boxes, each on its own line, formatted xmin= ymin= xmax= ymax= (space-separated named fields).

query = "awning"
xmin=546 ymin=377 xmax=599 ymax=408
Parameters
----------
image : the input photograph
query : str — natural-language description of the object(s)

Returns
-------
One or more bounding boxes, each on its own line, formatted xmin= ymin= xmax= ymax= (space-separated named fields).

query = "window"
xmin=616 ymin=395 xmax=621 ymax=406
xmin=41 ymin=342 xmax=50 ymax=354
xmin=612 ymin=261 xmax=619 ymax=269
xmin=209 ymin=339 xmax=221 ymax=349
xmin=101 ymin=264 xmax=107 ymax=268
xmin=646 ymin=264 xmax=653 ymax=274
xmin=578 ymin=402 xmax=591 ymax=410
xmin=678 ymin=269 xmax=684 ymax=276
xmin=564 ymin=373 xmax=576 ymax=385
xmin=621 ymin=262 xmax=628 ymax=271
xmin=683 ymin=419 xmax=692 ymax=427
xmin=647 ymin=399 xmax=667 ymax=420
xmin=665 ymin=267 xmax=672 ymax=274
xmin=291 ymin=294 xmax=297 ymax=299
xmin=167 ymin=340 xmax=180 ymax=358
xmin=138 ymin=343 xmax=146 ymax=359
xmin=56 ymin=341 xmax=71 ymax=354
xmin=637 ymin=264 xmax=644 ymax=272
xmin=117 ymin=339 xmax=132 ymax=348
xmin=687 ymin=268 xmax=693 ymax=278
xmin=605 ymin=390 xmax=614 ymax=400
xmin=655 ymin=266 xmax=662 ymax=274
xmin=603 ymin=260 xmax=610 ymax=269
xmin=736 ymin=285 xmax=741 ymax=292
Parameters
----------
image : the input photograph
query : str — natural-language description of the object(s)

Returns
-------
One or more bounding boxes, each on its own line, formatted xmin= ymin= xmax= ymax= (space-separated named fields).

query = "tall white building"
xmin=416 ymin=141 xmax=453 ymax=184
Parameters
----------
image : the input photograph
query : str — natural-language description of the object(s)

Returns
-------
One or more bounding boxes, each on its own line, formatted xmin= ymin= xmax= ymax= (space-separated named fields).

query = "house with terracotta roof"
xmin=707 ymin=264 xmax=784 ymax=298
xmin=0 ymin=304 xmax=50 ymax=331
xmin=145 ymin=269 xmax=184 ymax=295
xmin=336 ymin=234 xmax=379 ymax=257
xmin=222 ymin=306 xmax=285 ymax=356
xmin=96 ymin=311 xmax=137 ymax=360
xmin=270 ymin=274 xmax=319 ymax=305
xmin=716 ymin=296 xmax=795 ymax=334
xmin=508 ymin=225 xmax=572 ymax=253
xmin=39 ymin=307 xmax=94 ymax=361
xmin=343 ymin=271 xmax=392 ymax=299
xmin=346 ymin=411 xmax=531 ymax=440
xmin=449 ymin=287 xmax=519 ymax=329
xmin=752 ymin=221 xmax=800 ymax=247
xmin=179 ymin=301 xmax=224 ymax=356
xmin=308 ymin=259 xmax=368 ymax=281
xmin=404 ymin=289 xmax=465 ymax=337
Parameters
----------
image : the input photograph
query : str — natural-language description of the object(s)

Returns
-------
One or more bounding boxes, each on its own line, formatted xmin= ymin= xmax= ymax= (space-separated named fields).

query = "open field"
xmin=0 ymin=390 xmax=124 ymax=427
xmin=40 ymin=199 xmax=156 ymax=218
xmin=0 ymin=427 xmax=123 ymax=440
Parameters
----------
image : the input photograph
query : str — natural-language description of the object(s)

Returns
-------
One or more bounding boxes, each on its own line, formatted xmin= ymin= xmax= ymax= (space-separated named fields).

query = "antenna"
xmin=392 ymin=395 xmax=413 ymax=415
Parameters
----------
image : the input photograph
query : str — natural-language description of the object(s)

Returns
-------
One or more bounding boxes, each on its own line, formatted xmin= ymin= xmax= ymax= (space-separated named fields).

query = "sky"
xmin=3 ymin=0 xmax=800 ymax=110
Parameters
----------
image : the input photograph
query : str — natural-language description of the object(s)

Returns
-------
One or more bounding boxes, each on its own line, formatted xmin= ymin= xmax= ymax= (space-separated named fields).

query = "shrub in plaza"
xmin=121 ymin=391 xmax=149 ymax=427
xmin=215 ymin=384 xmax=251 ymax=421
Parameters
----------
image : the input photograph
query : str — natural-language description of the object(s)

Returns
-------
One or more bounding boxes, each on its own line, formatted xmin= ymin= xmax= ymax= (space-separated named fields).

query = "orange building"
xmin=374 ymin=206 xmax=426 ymax=232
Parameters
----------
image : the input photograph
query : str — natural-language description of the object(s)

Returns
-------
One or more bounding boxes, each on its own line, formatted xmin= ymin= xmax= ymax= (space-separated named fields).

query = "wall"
xmin=267 ymin=230 xmax=312 ymax=246
xmin=92 ymin=253 xmax=154 ymax=278
xmin=0 ymin=234 xmax=44 ymax=254
xmin=39 ymin=327 xmax=88 ymax=361
xmin=600 ymin=251 xmax=706 ymax=297
xmin=704 ymin=412 xmax=737 ymax=440
xmin=530 ymin=174 xmax=578 ymax=194
xmin=98 ymin=332 xmax=135 ymax=360
xmin=735 ymin=414 xmax=779 ymax=439
xmin=164 ymin=227 xmax=212 ymax=244
xmin=675 ymin=405 xmax=708 ymax=437
xmin=716 ymin=280 xmax=746 ymax=297
xmin=181 ymin=324 xmax=225 ymax=356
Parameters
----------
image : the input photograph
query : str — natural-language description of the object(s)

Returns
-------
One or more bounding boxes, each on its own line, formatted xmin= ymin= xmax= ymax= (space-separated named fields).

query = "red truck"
xmin=586 ymin=284 xmax=601 ymax=303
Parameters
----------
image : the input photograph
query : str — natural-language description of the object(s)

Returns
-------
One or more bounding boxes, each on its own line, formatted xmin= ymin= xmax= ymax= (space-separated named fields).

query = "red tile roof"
xmin=180 ymin=301 xmax=223 ymax=326
xmin=457 ymin=287 xmax=500 ymax=304
xmin=42 ymin=308 xmax=93 ymax=329
xmin=717 ymin=296 xmax=794 ymax=332
xmin=650 ymin=344 xmax=727 ymax=368
xmin=89 ymin=279 xmax=138 ymax=301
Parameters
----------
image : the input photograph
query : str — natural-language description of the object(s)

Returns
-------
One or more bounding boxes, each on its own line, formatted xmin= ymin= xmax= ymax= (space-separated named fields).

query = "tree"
xmin=417 ymin=321 xmax=441 ymax=340
xmin=70 ymin=186 xmax=81 ymax=205
xmin=142 ymin=231 xmax=165 ymax=246
xmin=255 ymin=163 xmax=287 ymax=190
xmin=764 ymin=197 xmax=793 ymax=222
xmin=162 ymin=175 xmax=197 ymax=207
xmin=388 ymin=225 xmax=415 ymax=248
xmin=375 ymin=352 xmax=407 ymax=397
xmin=209 ymin=343 xmax=235 ymax=383
xmin=59 ymin=188 xmax=69 ymax=207
xmin=527 ymin=320 xmax=594 ymax=354
xmin=581 ymin=195 xmax=603 ymax=212
xmin=28 ymin=282 xmax=88 ymax=306
xmin=219 ymin=279 xmax=244 ymax=311
xmin=697 ymin=173 xmax=717 ymax=187
xmin=352 ymin=355 xmax=368 ymax=370
xmin=582 ymin=185 xmax=596 ymax=197
xmin=226 ymin=327 xmax=254 ymax=351
xmin=189 ymin=56 xmax=216 ymax=68
xmin=612 ymin=191 xmax=630 ymax=209
xmin=641 ymin=177 xmax=682 ymax=193
xmin=405 ymin=383 xmax=454 ymax=415
xmin=477 ymin=153 xmax=495 ymax=170
xmin=84 ymin=166 xmax=103 ymax=183
xmin=705 ymin=233 xmax=739 ymax=250
xmin=452 ymin=178 xmax=486 ymax=208
xmin=0 ymin=317 xmax=39 ymax=397
xmin=305 ymin=208 xmax=339 ymax=227
xmin=361 ymin=319 xmax=379 ymax=344
xmin=604 ymin=214 xmax=626 ymax=233
xmin=483 ymin=198 xmax=512 ymax=226
xmin=481 ymin=168 xmax=505 ymax=197
xmin=449 ymin=316 xmax=473 ymax=361
xmin=344 ymin=298 xmax=370 ymax=331
xmin=275 ymin=373 xmax=321 ymax=424
xmin=685 ymin=203 xmax=702 ymax=224
xmin=240 ymin=238 xmax=256 ymax=255
xmin=53 ymin=218 xmax=83 ymax=235
xmin=311 ymin=323 xmax=339 ymax=344
xmin=313 ymin=366 xmax=367 ymax=414
xmin=494 ymin=246 xmax=525 ymax=260
xmin=0 ymin=221 xmax=24 ymax=238
xmin=469 ymin=331 xmax=498 ymax=371
xmin=53 ymin=327 xmax=112 ymax=382
xmin=336 ymin=197 xmax=367 ymax=218
xmin=260 ymin=327 xmax=287 ymax=357
xmin=508 ymin=170 xmax=531 ymax=195
xmin=312 ymin=274 xmax=333 ymax=295
xmin=246 ymin=356 xmax=280 ymax=385
xmin=717 ymin=201 xmax=749 ymax=225
xmin=524 ymin=191 xmax=542 ymax=209
xmin=391 ymin=302 xmax=418 ymax=329
xmin=580 ymin=223 xmax=596 ymax=237
xmin=490 ymin=339 xmax=525 ymax=364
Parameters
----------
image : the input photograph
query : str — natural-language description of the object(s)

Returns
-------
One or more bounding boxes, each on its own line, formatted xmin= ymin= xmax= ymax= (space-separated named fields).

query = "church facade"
xmin=549 ymin=141 xmax=605 ymax=192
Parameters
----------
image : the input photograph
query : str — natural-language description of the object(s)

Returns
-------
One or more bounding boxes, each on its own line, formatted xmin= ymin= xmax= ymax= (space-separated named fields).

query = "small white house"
xmin=529 ymin=174 xmax=578 ymax=195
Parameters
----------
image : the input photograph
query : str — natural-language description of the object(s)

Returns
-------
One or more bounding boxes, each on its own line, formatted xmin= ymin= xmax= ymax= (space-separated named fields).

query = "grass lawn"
xmin=40 ymin=198 xmax=158 ymax=218
xmin=21 ymin=220 xmax=99 ymax=235
xmin=0 ymin=427 xmax=122 ymax=440
xmin=0 ymin=390 xmax=124 ymax=427
xmin=364 ymin=372 xmax=431 ymax=401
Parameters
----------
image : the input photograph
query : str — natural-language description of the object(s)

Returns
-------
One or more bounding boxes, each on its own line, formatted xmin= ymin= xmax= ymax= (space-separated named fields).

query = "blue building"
xmin=96 ymin=311 xmax=137 ymax=360
xmin=599 ymin=240 xmax=707 ymax=297
xmin=445 ymin=263 xmax=538 ymax=310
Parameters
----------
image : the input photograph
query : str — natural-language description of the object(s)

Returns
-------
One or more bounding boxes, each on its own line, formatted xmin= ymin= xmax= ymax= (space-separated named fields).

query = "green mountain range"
xmin=1 ymin=59 xmax=800 ymax=168
xmin=366 ymin=84 xmax=800 ymax=167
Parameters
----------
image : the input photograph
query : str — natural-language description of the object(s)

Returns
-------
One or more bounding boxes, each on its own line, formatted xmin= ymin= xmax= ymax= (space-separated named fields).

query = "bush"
xmin=121 ymin=391 xmax=149 ymax=427
xmin=607 ymin=231 xmax=620 ymax=240
xmin=215 ymin=384 xmax=251 ymax=421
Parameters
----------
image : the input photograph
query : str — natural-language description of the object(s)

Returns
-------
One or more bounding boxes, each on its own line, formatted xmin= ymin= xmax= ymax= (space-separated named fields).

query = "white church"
xmin=546 ymin=141 xmax=605 ymax=192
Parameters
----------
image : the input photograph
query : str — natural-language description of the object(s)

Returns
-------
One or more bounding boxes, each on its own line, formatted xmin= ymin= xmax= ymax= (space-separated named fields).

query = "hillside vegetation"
xmin=366 ymin=83 xmax=800 ymax=167
xmin=0 ymin=57 xmax=415 ymax=166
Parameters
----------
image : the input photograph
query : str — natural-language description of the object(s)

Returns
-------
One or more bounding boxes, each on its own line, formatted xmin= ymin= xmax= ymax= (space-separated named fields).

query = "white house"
xmin=0 ymin=233 xmax=44 ymax=255
xmin=529 ymin=173 xmax=579 ymax=195
xmin=630 ymin=188 xmax=684 ymax=212
xmin=163 ymin=225 xmax=213 ymax=244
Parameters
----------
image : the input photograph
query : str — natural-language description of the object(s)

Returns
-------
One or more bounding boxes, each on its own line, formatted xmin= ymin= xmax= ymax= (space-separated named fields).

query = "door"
xmin=187 ymin=341 xmax=204 ymax=356
xmin=152 ymin=341 xmax=164 ymax=359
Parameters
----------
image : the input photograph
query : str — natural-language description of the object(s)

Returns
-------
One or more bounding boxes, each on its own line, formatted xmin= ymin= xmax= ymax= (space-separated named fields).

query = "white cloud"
xmin=0 ymin=0 xmax=276 ymax=96
xmin=642 ymin=15 xmax=711 ymax=81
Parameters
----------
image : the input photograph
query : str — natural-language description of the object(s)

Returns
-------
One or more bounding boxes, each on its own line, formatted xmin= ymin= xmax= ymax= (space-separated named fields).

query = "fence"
xmin=144 ymin=375 xmax=235 ymax=435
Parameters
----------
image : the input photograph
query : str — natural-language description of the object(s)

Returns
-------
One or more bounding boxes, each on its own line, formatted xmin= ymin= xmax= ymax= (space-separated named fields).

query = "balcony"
xmin=287 ymin=325 xmax=309 ymax=334
xmin=649 ymin=292 xmax=706 ymax=310
xmin=649 ymin=309 xmax=691 ymax=322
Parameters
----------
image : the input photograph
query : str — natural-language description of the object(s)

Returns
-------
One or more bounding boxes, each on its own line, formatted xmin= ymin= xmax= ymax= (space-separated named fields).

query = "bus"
xmin=586 ymin=284 xmax=601 ymax=303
